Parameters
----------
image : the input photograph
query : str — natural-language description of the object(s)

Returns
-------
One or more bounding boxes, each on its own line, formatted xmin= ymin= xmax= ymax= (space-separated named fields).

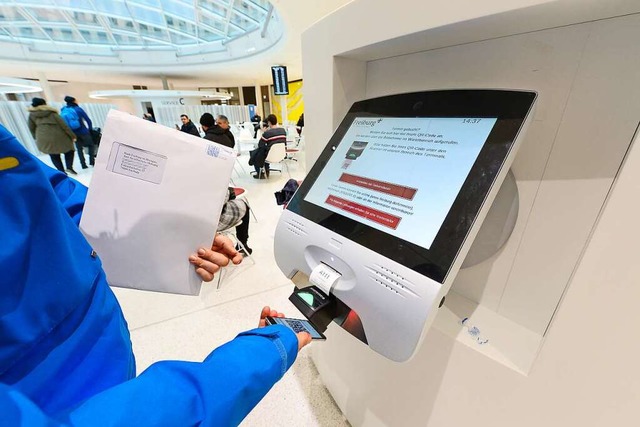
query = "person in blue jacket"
xmin=0 ymin=124 xmax=311 ymax=426
xmin=62 ymin=95 xmax=95 ymax=169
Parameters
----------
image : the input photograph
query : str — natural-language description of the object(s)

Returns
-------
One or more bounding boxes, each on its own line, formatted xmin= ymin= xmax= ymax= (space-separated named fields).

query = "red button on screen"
xmin=339 ymin=173 xmax=417 ymax=200
xmin=325 ymin=195 xmax=401 ymax=229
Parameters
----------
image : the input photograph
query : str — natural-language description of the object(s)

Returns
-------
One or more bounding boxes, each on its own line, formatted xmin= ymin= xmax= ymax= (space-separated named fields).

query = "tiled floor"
xmin=40 ymin=140 xmax=350 ymax=426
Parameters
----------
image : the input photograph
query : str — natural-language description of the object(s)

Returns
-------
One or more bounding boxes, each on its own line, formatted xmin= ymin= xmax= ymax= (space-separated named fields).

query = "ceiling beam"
xmin=14 ymin=6 xmax=56 ymax=43
xmin=89 ymin=0 xmax=120 ymax=46
xmin=260 ymin=3 xmax=274 ymax=38
xmin=224 ymin=0 xmax=237 ymax=37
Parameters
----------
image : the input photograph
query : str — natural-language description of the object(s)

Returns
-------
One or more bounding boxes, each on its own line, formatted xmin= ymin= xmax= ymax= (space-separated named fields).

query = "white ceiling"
xmin=0 ymin=0 xmax=353 ymax=88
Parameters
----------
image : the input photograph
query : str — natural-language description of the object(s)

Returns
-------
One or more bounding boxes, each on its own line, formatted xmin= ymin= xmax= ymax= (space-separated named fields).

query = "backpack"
xmin=274 ymin=179 xmax=300 ymax=206
xmin=90 ymin=127 xmax=102 ymax=146
xmin=60 ymin=106 xmax=81 ymax=130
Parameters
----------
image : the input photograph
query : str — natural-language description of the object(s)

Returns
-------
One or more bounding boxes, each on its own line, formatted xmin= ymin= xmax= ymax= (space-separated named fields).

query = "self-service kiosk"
xmin=274 ymin=89 xmax=536 ymax=361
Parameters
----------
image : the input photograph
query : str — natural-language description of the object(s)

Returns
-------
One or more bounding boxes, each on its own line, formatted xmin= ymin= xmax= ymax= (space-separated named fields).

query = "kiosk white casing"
xmin=274 ymin=90 xmax=535 ymax=362
xmin=275 ymin=209 xmax=442 ymax=362
xmin=299 ymin=0 xmax=640 ymax=426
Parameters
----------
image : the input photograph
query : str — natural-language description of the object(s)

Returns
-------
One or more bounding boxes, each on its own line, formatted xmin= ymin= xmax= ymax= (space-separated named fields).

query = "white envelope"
xmin=80 ymin=109 xmax=235 ymax=295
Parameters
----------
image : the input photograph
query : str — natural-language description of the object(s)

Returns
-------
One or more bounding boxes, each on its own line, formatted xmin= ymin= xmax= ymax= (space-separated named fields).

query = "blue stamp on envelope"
xmin=206 ymin=144 xmax=220 ymax=158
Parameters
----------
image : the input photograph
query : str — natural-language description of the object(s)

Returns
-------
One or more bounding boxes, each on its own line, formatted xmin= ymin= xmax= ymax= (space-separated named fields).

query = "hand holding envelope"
xmin=80 ymin=110 xmax=237 ymax=295
xmin=189 ymin=234 xmax=244 ymax=282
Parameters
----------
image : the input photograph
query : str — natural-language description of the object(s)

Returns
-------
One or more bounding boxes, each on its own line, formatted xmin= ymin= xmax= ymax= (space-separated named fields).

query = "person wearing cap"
xmin=199 ymin=112 xmax=234 ymax=148
xmin=63 ymin=95 xmax=95 ymax=169
xmin=27 ymin=97 xmax=78 ymax=175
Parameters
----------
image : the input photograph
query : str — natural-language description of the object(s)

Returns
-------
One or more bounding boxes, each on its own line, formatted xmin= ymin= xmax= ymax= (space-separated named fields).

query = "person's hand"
xmin=259 ymin=306 xmax=312 ymax=351
xmin=189 ymin=234 xmax=243 ymax=282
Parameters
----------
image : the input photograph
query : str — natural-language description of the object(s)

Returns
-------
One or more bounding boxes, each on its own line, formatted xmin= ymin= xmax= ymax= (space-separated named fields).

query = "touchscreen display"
xmin=304 ymin=117 xmax=497 ymax=250
xmin=286 ymin=90 xmax=536 ymax=284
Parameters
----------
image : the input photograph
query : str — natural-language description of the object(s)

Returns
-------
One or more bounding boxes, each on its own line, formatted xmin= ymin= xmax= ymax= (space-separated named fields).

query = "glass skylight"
xmin=0 ymin=0 xmax=281 ymax=65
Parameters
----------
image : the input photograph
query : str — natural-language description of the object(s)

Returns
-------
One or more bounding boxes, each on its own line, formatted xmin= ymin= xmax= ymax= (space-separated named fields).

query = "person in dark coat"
xmin=216 ymin=115 xmax=235 ymax=147
xmin=252 ymin=114 xmax=262 ymax=138
xmin=28 ymin=97 xmax=77 ymax=175
xmin=199 ymin=113 xmax=234 ymax=149
xmin=296 ymin=113 xmax=304 ymax=136
xmin=179 ymin=114 xmax=200 ymax=137
xmin=143 ymin=113 xmax=156 ymax=122
xmin=63 ymin=95 xmax=95 ymax=169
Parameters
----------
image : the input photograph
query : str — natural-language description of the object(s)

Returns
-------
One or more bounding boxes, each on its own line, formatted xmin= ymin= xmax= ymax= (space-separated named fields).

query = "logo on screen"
xmin=353 ymin=119 xmax=382 ymax=127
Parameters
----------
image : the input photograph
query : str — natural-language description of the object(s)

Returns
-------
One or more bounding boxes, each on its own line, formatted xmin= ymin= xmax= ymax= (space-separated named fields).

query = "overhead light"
xmin=89 ymin=89 xmax=231 ymax=101
xmin=0 ymin=77 xmax=42 ymax=94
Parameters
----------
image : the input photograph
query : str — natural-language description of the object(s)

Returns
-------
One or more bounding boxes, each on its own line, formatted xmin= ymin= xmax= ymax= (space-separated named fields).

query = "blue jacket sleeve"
xmin=2 ymin=325 xmax=299 ymax=427
xmin=0 ymin=384 xmax=66 ymax=427
xmin=76 ymin=107 xmax=93 ymax=131
xmin=38 ymin=160 xmax=88 ymax=225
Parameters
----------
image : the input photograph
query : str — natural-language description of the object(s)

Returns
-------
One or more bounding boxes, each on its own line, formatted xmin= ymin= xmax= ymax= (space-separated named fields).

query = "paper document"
xmin=80 ymin=109 xmax=235 ymax=295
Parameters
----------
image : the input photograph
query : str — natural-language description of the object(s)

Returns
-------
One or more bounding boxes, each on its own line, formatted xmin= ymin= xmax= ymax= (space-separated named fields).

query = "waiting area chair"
xmin=256 ymin=142 xmax=288 ymax=179
xmin=285 ymin=146 xmax=300 ymax=162
xmin=233 ymin=186 xmax=257 ymax=222
xmin=216 ymin=219 xmax=255 ymax=289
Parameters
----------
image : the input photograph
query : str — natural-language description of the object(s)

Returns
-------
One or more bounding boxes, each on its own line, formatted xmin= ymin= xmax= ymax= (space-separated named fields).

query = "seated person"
xmin=179 ymin=114 xmax=200 ymax=137
xmin=216 ymin=115 xmax=235 ymax=148
xmin=217 ymin=187 xmax=252 ymax=255
xmin=253 ymin=114 xmax=286 ymax=179
xmin=200 ymin=113 xmax=234 ymax=148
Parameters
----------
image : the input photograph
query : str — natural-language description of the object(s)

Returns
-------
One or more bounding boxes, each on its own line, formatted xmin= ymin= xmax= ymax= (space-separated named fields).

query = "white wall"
xmin=302 ymin=1 xmax=640 ymax=425
xmin=301 ymin=0 xmax=640 ymax=168
xmin=301 ymin=0 xmax=558 ymax=167
xmin=49 ymin=81 xmax=136 ymax=114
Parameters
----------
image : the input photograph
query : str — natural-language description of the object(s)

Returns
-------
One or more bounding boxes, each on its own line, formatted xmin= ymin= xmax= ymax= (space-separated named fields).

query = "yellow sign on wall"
xmin=271 ymin=80 xmax=304 ymax=124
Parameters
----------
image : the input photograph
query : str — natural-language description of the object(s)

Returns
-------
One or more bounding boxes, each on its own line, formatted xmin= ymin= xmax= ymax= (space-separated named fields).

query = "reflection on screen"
xmin=304 ymin=117 xmax=497 ymax=250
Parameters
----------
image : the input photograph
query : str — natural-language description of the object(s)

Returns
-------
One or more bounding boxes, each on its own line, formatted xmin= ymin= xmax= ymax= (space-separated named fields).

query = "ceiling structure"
xmin=0 ymin=0 xmax=353 ymax=87
xmin=0 ymin=0 xmax=281 ymax=63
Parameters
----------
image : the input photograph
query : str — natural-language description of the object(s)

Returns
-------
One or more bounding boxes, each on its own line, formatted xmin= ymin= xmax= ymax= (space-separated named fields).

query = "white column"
xmin=160 ymin=75 xmax=169 ymax=90
xmin=37 ymin=72 xmax=55 ymax=102
xmin=279 ymin=94 xmax=288 ymax=124
xmin=238 ymin=87 xmax=244 ymax=105
xmin=254 ymin=85 xmax=262 ymax=116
